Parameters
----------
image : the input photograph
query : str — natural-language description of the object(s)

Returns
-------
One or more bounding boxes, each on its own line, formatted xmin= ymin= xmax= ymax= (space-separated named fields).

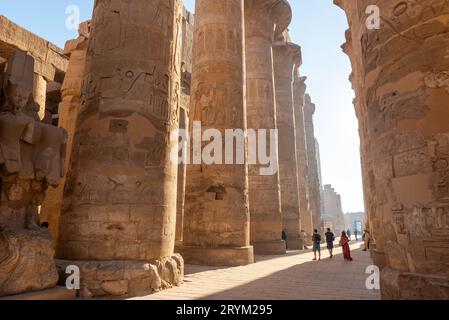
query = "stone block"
xmin=179 ymin=245 xmax=254 ymax=267
xmin=0 ymin=229 xmax=58 ymax=297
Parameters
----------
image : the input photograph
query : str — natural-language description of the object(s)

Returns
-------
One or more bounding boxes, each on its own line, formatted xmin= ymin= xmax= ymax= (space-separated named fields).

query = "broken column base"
xmin=55 ymin=254 xmax=184 ymax=298
xmin=286 ymin=237 xmax=304 ymax=250
xmin=381 ymin=267 xmax=449 ymax=300
xmin=0 ymin=228 xmax=58 ymax=297
xmin=252 ymin=240 xmax=286 ymax=255
xmin=179 ymin=245 xmax=254 ymax=266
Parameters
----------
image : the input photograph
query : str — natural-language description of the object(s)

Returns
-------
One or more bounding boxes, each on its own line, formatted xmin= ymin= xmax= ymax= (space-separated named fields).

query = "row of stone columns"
xmin=39 ymin=0 xmax=322 ymax=295
xmin=293 ymin=73 xmax=314 ymax=244
xmin=245 ymin=0 xmax=289 ymax=255
xmin=179 ymin=0 xmax=321 ymax=263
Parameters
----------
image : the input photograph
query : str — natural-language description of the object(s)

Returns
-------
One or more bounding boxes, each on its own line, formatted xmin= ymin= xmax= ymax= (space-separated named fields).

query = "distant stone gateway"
xmin=0 ymin=0 xmax=448 ymax=300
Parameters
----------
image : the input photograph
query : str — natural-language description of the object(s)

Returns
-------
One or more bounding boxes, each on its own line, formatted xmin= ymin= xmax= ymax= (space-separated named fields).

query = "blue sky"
xmin=0 ymin=0 xmax=364 ymax=213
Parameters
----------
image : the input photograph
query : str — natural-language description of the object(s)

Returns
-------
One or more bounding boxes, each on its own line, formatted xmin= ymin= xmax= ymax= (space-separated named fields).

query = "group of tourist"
xmin=310 ymin=228 xmax=372 ymax=261
xmin=281 ymin=227 xmax=372 ymax=261
xmin=311 ymin=228 xmax=353 ymax=261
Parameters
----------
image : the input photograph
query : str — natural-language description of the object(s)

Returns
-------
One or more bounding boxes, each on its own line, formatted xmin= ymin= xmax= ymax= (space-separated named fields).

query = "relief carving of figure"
xmin=0 ymin=50 xmax=67 ymax=296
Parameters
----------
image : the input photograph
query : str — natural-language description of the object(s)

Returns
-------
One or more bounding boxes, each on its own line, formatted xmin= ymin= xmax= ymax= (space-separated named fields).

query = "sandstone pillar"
xmin=336 ymin=0 xmax=449 ymax=299
xmin=244 ymin=0 xmax=292 ymax=255
xmin=273 ymin=41 xmax=303 ymax=249
xmin=293 ymin=71 xmax=313 ymax=245
xmin=181 ymin=0 xmax=254 ymax=266
xmin=304 ymin=94 xmax=322 ymax=231
xmin=175 ymin=9 xmax=194 ymax=246
xmin=33 ymin=73 xmax=47 ymax=120
xmin=56 ymin=0 xmax=184 ymax=297
xmin=176 ymin=106 xmax=188 ymax=245
xmin=40 ymin=22 xmax=90 ymax=244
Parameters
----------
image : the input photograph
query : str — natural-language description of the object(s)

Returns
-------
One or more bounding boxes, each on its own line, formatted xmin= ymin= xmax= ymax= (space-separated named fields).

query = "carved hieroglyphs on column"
xmin=273 ymin=39 xmax=303 ymax=249
xmin=176 ymin=8 xmax=194 ymax=246
xmin=245 ymin=0 xmax=292 ymax=255
xmin=0 ymin=51 xmax=67 ymax=296
xmin=336 ymin=0 xmax=449 ymax=299
xmin=304 ymin=94 xmax=322 ymax=231
xmin=56 ymin=0 xmax=184 ymax=297
xmin=181 ymin=0 xmax=254 ymax=266
xmin=40 ymin=22 xmax=90 ymax=244
xmin=293 ymin=71 xmax=314 ymax=244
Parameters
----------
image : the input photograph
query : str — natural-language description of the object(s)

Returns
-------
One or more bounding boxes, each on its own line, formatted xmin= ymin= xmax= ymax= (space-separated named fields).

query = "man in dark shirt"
xmin=325 ymin=228 xmax=335 ymax=258
xmin=281 ymin=229 xmax=288 ymax=250
xmin=312 ymin=229 xmax=321 ymax=261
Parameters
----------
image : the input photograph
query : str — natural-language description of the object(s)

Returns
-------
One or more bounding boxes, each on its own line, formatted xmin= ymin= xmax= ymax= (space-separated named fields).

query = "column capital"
xmin=273 ymin=41 xmax=301 ymax=80
xmin=245 ymin=0 xmax=292 ymax=40
xmin=272 ymin=0 xmax=292 ymax=38
xmin=293 ymin=72 xmax=307 ymax=98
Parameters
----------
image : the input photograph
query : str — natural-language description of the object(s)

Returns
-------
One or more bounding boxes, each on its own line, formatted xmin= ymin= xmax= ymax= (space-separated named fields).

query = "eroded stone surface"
xmin=0 ymin=50 xmax=67 ymax=296
xmin=56 ymin=254 xmax=184 ymax=298
xmin=336 ymin=0 xmax=449 ymax=299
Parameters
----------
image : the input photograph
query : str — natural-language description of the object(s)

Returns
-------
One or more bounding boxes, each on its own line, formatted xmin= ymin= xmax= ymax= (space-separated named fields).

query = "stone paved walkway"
xmin=131 ymin=241 xmax=380 ymax=300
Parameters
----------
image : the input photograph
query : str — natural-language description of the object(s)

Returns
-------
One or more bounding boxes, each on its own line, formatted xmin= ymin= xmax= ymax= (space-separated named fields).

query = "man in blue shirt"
xmin=312 ymin=229 xmax=322 ymax=261
xmin=325 ymin=228 xmax=335 ymax=258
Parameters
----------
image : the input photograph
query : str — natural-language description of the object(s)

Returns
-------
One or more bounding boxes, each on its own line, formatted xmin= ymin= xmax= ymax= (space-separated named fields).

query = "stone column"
xmin=175 ymin=8 xmax=194 ymax=246
xmin=244 ymin=0 xmax=291 ymax=255
xmin=40 ymin=22 xmax=90 ymax=245
xmin=181 ymin=0 xmax=254 ymax=266
xmin=33 ymin=73 xmax=47 ymax=120
xmin=176 ymin=106 xmax=188 ymax=245
xmin=336 ymin=0 xmax=449 ymax=299
xmin=273 ymin=41 xmax=303 ymax=249
xmin=56 ymin=0 xmax=184 ymax=297
xmin=304 ymin=94 xmax=322 ymax=231
xmin=293 ymin=71 xmax=313 ymax=245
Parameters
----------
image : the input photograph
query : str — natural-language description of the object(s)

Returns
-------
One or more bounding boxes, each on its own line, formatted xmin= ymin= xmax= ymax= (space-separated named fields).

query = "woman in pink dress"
xmin=339 ymin=231 xmax=353 ymax=261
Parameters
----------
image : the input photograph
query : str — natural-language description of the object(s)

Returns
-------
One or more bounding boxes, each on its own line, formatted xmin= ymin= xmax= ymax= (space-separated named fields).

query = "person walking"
xmin=347 ymin=229 xmax=352 ymax=240
xmin=282 ymin=229 xmax=288 ymax=250
xmin=362 ymin=229 xmax=371 ymax=251
xmin=312 ymin=229 xmax=322 ymax=261
xmin=339 ymin=231 xmax=353 ymax=261
xmin=354 ymin=230 xmax=358 ymax=241
xmin=324 ymin=228 xmax=335 ymax=258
